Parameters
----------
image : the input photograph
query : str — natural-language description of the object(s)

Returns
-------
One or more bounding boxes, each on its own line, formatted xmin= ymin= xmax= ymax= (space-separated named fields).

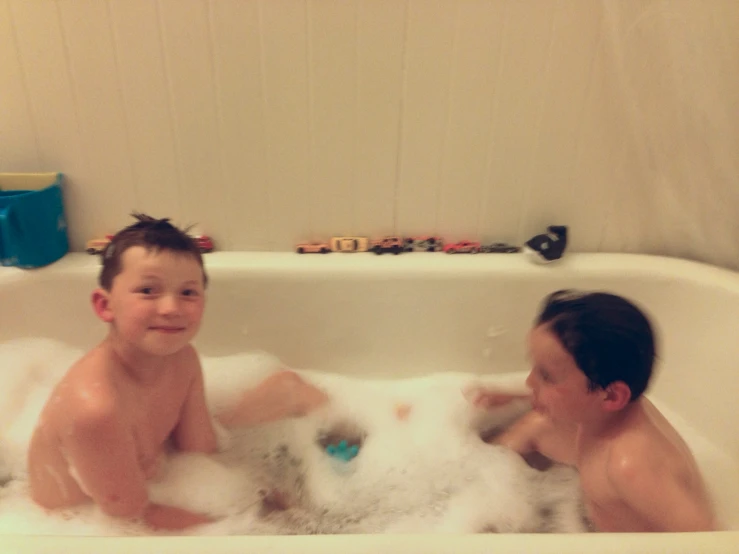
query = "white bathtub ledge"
xmin=1 ymin=531 xmax=736 ymax=554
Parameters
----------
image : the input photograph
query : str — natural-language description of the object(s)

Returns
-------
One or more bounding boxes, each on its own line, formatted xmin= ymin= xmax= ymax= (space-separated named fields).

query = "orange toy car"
xmin=85 ymin=235 xmax=113 ymax=255
xmin=296 ymin=242 xmax=331 ymax=254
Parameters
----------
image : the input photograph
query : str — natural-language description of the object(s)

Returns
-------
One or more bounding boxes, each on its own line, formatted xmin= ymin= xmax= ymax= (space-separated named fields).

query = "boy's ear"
xmin=91 ymin=288 xmax=114 ymax=323
xmin=602 ymin=381 xmax=631 ymax=412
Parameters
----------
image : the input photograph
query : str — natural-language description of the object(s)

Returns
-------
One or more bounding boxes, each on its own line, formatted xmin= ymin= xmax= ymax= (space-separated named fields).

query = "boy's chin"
xmin=141 ymin=336 xmax=192 ymax=356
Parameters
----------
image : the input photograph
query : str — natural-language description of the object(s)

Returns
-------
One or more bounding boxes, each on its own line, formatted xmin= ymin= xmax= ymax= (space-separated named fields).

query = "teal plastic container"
xmin=0 ymin=172 xmax=69 ymax=268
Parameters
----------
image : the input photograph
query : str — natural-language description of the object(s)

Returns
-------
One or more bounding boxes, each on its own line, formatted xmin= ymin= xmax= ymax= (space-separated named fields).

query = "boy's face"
xmin=97 ymin=246 xmax=206 ymax=356
xmin=525 ymin=324 xmax=601 ymax=424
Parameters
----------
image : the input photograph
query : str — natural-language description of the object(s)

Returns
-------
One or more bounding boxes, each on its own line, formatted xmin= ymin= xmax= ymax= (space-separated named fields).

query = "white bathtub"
xmin=1 ymin=252 xmax=737 ymax=553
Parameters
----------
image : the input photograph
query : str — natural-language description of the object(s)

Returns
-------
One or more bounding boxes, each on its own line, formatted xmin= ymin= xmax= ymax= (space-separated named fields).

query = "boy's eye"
xmin=138 ymin=287 xmax=154 ymax=295
xmin=182 ymin=289 xmax=199 ymax=297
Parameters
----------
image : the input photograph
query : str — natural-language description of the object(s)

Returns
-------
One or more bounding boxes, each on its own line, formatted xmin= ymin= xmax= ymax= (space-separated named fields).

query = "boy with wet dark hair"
xmin=28 ymin=213 xmax=327 ymax=531
xmin=469 ymin=289 xmax=716 ymax=532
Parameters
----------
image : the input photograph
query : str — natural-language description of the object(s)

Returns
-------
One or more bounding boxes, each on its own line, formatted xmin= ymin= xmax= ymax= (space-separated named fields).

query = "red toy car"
xmin=443 ymin=240 xmax=481 ymax=254
xmin=192 ymin=235 xmax=214 ymax=253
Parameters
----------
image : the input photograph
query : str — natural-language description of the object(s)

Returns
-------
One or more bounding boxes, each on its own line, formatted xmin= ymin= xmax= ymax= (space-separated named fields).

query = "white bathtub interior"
xmin=0 ymin=252 xmax=737 ymax=552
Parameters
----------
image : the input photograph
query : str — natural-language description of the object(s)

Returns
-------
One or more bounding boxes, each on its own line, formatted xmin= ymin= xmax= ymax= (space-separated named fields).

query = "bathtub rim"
xmin=1 ymin=251 xmax=738 ymax=286
xmin=1 ymin=252 xmax=737 ymax=549
xmin=0 ymin=530 xmax=737 ymax=554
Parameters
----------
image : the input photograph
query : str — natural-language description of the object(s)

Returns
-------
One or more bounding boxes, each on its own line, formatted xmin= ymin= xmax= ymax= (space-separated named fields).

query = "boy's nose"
xmin=158 ymin=295 xmax=180 ymax=315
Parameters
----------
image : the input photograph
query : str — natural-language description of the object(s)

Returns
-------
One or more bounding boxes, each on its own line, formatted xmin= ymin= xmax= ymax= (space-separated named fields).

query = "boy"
xmin=468 ymin=290 xmax=716 ymax=532
xmin=27 ymin=214 xmax=327 ymax=531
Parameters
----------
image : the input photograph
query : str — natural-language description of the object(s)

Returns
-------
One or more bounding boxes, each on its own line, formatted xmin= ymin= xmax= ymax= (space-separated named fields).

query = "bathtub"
xmin=0 ymin=251 xmax=737 ymax=553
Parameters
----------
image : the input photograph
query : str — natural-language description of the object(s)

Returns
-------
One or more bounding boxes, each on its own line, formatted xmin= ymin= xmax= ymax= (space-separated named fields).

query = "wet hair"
xmin=535 ymin=289 xmax=656 ymax=401
xmin=98 ymin=212 xmax=207 ymax=290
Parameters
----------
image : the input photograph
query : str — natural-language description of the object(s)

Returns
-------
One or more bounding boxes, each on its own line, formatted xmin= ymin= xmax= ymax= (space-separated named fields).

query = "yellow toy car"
xmin=329 ymin=236 xmax=369 ymax=253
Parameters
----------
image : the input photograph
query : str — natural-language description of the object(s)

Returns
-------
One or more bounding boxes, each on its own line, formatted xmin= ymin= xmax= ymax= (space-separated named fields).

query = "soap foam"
xmin=2 ymin=337 xmax=730 ymax=535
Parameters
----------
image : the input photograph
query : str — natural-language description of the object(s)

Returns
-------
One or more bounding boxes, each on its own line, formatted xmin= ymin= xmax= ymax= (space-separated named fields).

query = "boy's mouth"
xmin=150 ymin=326 xmax=186 ymax=333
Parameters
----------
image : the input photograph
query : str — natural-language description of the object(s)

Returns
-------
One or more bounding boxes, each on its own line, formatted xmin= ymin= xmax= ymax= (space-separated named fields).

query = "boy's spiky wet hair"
xmin=98 ymin=212 xmax=207 ymax=290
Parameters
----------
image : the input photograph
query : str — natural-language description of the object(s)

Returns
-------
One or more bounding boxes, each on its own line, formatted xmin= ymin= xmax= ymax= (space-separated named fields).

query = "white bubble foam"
xmin=1 ymin=338 xmax=734 ymax=535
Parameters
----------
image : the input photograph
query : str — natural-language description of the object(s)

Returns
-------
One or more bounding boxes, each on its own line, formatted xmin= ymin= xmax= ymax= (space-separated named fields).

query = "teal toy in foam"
xmin=325 ymin=440 xmax=359 ymax=462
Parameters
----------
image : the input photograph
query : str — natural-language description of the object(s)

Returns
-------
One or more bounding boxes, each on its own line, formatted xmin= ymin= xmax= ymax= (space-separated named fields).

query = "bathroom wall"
xmin=2 ymin=0 xmax=738 ymax=268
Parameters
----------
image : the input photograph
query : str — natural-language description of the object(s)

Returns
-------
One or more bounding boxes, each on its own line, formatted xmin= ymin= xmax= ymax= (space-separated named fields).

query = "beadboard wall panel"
xmin=2 ymin=0 xmax=738 ymax=269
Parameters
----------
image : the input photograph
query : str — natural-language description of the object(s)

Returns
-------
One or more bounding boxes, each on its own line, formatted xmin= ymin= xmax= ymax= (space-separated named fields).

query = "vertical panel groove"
xmin=435 ymin=1 xmax=459 ymax=234
xmin=477 ymin=4 xmax=509 ymax=237
xmin=7 ymin=0 xmax=42 ymax=167
xmin=105 ymin=0 xmax=139 ymax=209
xmin=53 ymin=0 xmax=99 ymax=235
xmin=515 ymin=3 xmax=559 ymax=241
xmin=153 ymin=0 xmax=183 ymax=219
xmin=351 ymin=0 xmax=358 ymax=232
xmin=256 ymin=0 xmax=273 ymax=248
xmin=391 ymin=0 xmax=410 ymax=233
xmin=205 ymin=0 xmax=230 ymax=248
xmin=305 ymin=0 xmax=315 ymax=238
xmin=574 ymin=17 xmax=606 ymax=248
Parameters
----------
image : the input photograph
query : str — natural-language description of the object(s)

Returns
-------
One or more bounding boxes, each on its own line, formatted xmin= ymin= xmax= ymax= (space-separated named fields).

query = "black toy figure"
xmin=523 ymin=225 xmax=568 ymax=263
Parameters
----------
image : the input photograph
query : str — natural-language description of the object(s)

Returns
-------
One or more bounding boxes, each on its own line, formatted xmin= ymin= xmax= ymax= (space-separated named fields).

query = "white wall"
xmin=2 ymin=0 xmax=738 ymax=268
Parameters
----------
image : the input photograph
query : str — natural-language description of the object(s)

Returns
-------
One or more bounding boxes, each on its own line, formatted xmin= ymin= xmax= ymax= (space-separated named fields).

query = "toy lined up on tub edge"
xmin=295 ymin=225 xmax=568 ymax=262
xmin=84 ymin=224 xmax=567 ymax=262
xmin=86 ymin=232 xmax=214 ymax=255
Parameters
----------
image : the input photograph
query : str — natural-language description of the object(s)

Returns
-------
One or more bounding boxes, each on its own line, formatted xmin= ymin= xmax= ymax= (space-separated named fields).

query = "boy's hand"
xmin=463 ymin=384 xmax=531 ymax=410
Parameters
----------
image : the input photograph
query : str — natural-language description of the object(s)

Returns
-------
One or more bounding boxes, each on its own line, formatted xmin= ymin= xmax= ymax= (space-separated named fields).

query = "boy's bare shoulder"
xmin=177 ymin=343 xmax=200 ymax=367
xmin=605 ymin=412 xmax=694 ymax=486
xmin=171 ymin=343 xmax=203 ymax=385
xmin=47 ymin=347 xmax=120 ymax=423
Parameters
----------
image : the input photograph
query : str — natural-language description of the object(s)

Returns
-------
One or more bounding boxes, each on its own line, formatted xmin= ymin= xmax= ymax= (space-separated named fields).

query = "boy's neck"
xmin=578 ymin=400 xmax=642 ymax=440
xmin=104 ymin=335 xmax=167 ymax=384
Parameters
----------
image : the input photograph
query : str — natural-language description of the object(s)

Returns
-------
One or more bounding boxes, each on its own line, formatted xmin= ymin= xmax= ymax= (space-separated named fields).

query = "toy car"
xmin=480 ymin=242 xmax=520 ymax=253
xmin=192 ymin=235 xmax=214 ymax=253
xmin=296 ymin=242 xmax=331 ymax=254
xmin=370 ymin=236 xmax=405 ymax=255
xmin=443 ymin=240 xmax=481 ymax=254
xmin=330 ymin=236 xmax=369 ymax=253
xmin=404 ymin=235 xmax=444 ymax=252
xmin=85 ymin=235 xmax=113 ymax=255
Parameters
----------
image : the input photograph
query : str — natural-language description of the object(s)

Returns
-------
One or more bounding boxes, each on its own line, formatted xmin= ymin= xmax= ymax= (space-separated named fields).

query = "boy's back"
xmin=575 ymin=398 xmax=714 ymax=532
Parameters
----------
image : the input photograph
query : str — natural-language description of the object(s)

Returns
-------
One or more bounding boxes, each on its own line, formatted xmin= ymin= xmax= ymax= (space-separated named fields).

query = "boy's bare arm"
xmin=172 ymin=357 xmax=218 ymax=453
xmin=495 ymin=411 xmax=577 ymax=465
xmin=609 ymin=452 xmax=716 ymax=532
xmin=62 ymin=401 xmax=150 ymax=518
xmin=494 ymin=411 xmax=546 ymax=454
xmin=218 ymin=370 xmax=328 ymax=428
xmin=65 ymin=400 xmax=214 ymax=528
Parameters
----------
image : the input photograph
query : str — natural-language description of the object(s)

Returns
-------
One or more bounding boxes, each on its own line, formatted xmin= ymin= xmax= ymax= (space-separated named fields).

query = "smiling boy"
xmin=27 ymin=214 xmax=326 ymax=530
